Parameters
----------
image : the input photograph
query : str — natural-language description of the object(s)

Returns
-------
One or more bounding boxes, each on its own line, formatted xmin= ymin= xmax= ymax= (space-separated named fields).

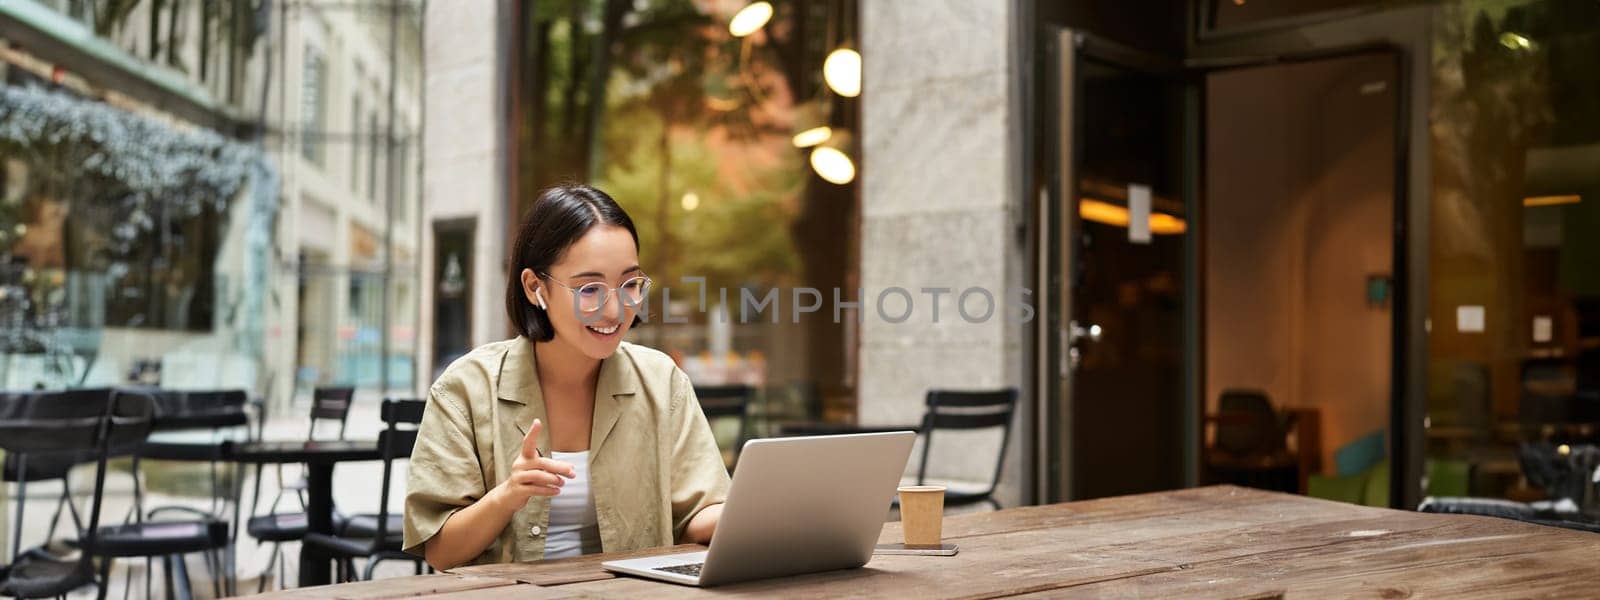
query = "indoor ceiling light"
xmin=729 ymin=2 xmax=773 ymax=38
xmin=823 ymin=48 xmax=861 ymax=97
xmin=1079 ymin=199 xmax=1129 ymax=227
xmin=810 ymin=146 xmax=855 ymax=185
xmin=791 ymin=126 xmax=832 ymax=148
xmin=1523 ymin=194 xmax=1580 ymax=207
xmin=1149 ymin=213 xmax=1188 ymax=235
xmin=1499 ymin=32 xmax=1534 ymax=51
xmin=1079 ymin=198 xmax=1186 ymax=235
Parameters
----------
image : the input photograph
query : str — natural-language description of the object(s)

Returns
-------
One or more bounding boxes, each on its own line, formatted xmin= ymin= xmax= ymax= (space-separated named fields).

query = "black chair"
xmin=907 ymin=389 xmax=1018 ymax=510
xmin=1204 ymin=389 xmax=1299 ymax=493
xmin=301 ymin=398 xmax=425 ymax=581
xmin=92 ymin=389 xmax=248 ymax=599
xmin=4 ymin=438 xmax=90 ymax=564
xmin=245 ymin=385 xmax=355 ymax=591
xmin=696 ymin=385 xmax=754 ymax=463
xmin=1519 ymin=358 xmax=1595 ymax=443
xmin=307 ymin=386 xmax=357 ymax=441
xmin=0 ymin=388 xmax=155 ymax=599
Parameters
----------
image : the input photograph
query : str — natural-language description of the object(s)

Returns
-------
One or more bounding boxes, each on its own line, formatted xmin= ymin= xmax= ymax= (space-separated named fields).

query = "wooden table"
xmin=227 ymin=440 xmax=384 ymax=587
xmin=263 ymin=485 xmax=1600 ymax=598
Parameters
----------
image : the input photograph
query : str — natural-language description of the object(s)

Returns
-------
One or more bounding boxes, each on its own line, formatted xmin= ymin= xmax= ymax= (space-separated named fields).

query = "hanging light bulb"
xmin=729 ymin=2 xmax=773 ymax=38
xmin=791 ymin=126 xmax=832 ymax=148
xmin=823 ymin=48 xmax=861 ymax=97
xmin=810 ymin=146 xmax=855 ymax=185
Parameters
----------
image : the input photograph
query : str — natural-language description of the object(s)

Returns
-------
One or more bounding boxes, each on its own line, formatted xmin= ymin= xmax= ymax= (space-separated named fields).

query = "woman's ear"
xmin=520 ymin=268 xmax=546 ymax=310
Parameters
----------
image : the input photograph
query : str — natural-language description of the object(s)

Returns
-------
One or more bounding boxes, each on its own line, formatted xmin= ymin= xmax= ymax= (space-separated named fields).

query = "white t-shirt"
xmin=543 ymin=450 xmax=602 ymax=558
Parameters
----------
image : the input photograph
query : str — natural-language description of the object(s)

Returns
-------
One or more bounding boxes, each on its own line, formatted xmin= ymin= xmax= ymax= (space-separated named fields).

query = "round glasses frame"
xmin=541 ymin=273 xmax=653 ymax=314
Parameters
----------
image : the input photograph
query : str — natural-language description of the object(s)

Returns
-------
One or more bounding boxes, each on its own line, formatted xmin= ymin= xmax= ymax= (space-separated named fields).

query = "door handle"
xmin=1069 ymin=321 xmax=1103 ymax=345
xmin=1061 ymin=321 xmax=1103 ymax=375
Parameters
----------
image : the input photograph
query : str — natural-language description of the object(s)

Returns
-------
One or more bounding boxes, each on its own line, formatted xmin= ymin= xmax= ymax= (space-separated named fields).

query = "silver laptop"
xmin=601 ymin=431 xmax=916 ymax=587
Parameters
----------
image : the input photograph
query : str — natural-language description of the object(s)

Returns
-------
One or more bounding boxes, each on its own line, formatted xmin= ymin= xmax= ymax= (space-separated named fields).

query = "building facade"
xmin=418 ymin=0 xmax=1600 ymax=512
xmin=0 ymin=0 xmax=423 ymax=411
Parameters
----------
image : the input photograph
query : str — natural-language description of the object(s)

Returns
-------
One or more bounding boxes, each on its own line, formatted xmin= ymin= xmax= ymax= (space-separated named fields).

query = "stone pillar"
xmin=858 ymin=2 xmax=1028 ymax=506
xmin=418 ymin=0 xmax=509 ymax=389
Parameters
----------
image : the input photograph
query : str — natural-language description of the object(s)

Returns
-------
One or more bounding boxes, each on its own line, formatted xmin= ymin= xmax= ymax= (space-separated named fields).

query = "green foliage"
xmin=595 ymin=110 xmax=801 ymax=290
xmin=529 ymin=0 xmax=806 ymax=291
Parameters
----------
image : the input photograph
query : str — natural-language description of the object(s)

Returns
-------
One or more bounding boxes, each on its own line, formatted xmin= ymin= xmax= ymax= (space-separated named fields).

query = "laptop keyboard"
xmin=653 ymin=563 xmax=704 ymax=577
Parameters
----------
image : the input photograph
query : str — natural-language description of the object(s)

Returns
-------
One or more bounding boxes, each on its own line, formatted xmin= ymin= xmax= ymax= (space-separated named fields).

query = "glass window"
xmin=1 ymin=77 xmax=224 ymax=336
xmin=510 ymin=0 xmax=862 ymax=430
xmin=1427 ymin=0 xmax=1600 ymax=503
xmin=301 ymin=44 xmax=328 ymax=164
xmin=368 ymin=111 xmax=380 ymax=203
xmin=351 ymin=95 xmax=363 ymax=191
xmin=395 ymin=127 xmax=410 ymax=224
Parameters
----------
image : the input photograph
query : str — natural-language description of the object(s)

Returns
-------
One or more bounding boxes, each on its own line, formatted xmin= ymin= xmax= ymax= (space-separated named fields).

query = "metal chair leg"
xmin=258 ymin=542 xmax=280 ymax=593
xmin=120 ymin=556 xmax=136 ymax=600
xmin=12 ymin=469 xmax=27 ymax=561
xmin=363 ymin=556 xmax=380 ymax=581
xmin=161 ymin=555 xmax=174 ymax=600
xmin=45 ymin=482 xmax=68 ymax=543
xmin=171 ymin=553 xmax=194 ymax=600
xmin=96 ymin=557 xmax=112 ymax=600
xmin=207 ymin=549 xmax=223 ymax=598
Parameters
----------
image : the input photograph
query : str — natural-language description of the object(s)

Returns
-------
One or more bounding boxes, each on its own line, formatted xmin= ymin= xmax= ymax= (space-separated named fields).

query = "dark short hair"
xmin=505 ymin=184 xmax=643 ymax=341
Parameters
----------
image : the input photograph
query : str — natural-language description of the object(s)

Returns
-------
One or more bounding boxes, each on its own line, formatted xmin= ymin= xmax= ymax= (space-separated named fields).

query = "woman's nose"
xmin=604 ymin=289 xmax=627 ymax=320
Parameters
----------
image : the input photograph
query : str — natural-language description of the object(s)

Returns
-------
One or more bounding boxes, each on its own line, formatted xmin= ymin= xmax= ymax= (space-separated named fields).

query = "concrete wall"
xmin=417 ymin=0 xmax=508 ymax=392
xmin=858 ymin=1 xmax=1029 ymax=506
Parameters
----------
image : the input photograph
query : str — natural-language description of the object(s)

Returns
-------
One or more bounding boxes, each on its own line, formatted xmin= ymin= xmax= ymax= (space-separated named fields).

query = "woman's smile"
xmin=585 ymin=321 xmax=622 ymax=338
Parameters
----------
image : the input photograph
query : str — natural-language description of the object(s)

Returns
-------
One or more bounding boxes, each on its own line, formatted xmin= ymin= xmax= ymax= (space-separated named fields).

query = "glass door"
xmin=1040 ymin=30 xmax=1409 ymax=505
xmin=1041 ymin=30 xmax=1194 ymax=502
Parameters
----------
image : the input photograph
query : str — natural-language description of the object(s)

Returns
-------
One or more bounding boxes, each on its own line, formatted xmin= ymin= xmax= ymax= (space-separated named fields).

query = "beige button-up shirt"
xmin=402 ymin=337 xmax=730 ymax=564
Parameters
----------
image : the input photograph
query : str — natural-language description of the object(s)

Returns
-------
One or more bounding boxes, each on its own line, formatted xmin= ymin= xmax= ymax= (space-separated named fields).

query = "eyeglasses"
xmin=541 ymin=273 xmax=653 ymax=314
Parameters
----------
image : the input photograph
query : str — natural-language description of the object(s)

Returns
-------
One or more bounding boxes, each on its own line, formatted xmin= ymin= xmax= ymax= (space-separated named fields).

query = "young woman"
xmin=403 ymin=184 xmax=729 ymax=568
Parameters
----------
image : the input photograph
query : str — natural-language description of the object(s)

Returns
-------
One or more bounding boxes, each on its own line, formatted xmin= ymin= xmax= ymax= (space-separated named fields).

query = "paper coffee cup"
xmin=898 ymin=485 xmax=946 ymax=549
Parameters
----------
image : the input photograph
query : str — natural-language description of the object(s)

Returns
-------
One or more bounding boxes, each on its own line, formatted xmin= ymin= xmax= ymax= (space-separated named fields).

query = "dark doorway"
xmin=432 ymin=220 xmax=475 ymax=379
xmin=1203 ymin=52 xmax=1399 ymax=499
xmin=1042 ymin=32 xmax=1406 ymax=503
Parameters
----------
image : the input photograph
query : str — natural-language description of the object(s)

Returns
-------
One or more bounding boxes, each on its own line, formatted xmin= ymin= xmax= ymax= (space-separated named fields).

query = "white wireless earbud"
xmin=534 ymin=288 xmax=548 ymax=310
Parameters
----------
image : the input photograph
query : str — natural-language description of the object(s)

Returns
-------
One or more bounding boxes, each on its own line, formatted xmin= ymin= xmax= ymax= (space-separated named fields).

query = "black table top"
xmin=225 ymin=439 xmax=382 ymax=464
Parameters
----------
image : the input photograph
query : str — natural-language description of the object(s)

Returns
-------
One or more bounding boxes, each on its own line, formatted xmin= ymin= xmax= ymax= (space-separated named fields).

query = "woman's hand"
xmin=424 ymin=418 xmax=575 ymax=570
xmin=493 ymin=418 xmax=577 ymax=507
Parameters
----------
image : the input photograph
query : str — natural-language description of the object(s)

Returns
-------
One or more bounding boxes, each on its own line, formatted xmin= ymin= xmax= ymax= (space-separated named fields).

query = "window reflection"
xmin=511 ymin=0 xmax=862 ymax=428
xmin=1428 ymin=0 xmax=1600 ymax=502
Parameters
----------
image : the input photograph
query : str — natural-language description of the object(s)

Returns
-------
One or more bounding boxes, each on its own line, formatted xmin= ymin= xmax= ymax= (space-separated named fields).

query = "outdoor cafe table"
xmin=225 ymin=439 xmax=383 ymax=587
xmin=253 ymin=485 xmax=1600 ymax=598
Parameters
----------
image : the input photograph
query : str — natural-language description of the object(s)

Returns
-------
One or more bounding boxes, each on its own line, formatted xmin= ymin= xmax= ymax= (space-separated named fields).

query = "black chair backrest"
xmin=309 ymin=386 xmax=356 ymax=440
xmin=0 ymin=388 xmax=120 ymax=455
xmin=916 ymin=389 xmax=1017 ymax=492
xmin=150 ymin=389 xmax=250 ymax=431
xmin=695 ymin=385 xmax=753 ymax=418
xmin=1214 ymin=388 xmax=1283 ymax=455
xmin=696 ymin=385 xmax=754 ymax=457
xmin=0 ymin=388 xmax=154 ymax=571
xmin=375 ymin=398 xmax=426 ymax=541
xmin=380 ymin=398 xmax=427 ymax=428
